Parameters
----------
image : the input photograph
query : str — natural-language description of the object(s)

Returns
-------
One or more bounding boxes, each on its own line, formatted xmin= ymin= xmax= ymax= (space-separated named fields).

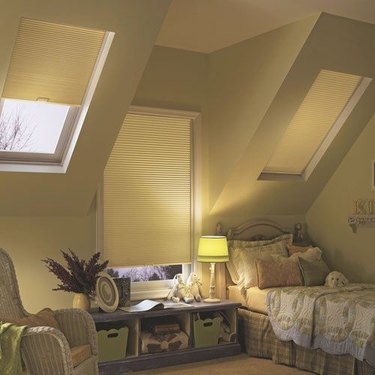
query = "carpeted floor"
xmin=134 ymin=354 xmax=312 ymax=374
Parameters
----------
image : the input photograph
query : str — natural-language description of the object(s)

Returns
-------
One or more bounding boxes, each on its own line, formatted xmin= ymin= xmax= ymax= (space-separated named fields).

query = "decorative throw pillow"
xmin=2 ymin=308 xmax=60 ymax=329
xmin=238 ymin=241 xmax=289 ymax=289
xmin=286 ymin=244 xmax=311 ymax=256
xmin=226 ymin=234 xmax=293 ymax=286
xmin=290 ymin=247 xmax=322 ymax=263
xmin=298 ymin=257 xmax=330 ymax=286
xmin=256 ymin=256 xmax=302 ymax=289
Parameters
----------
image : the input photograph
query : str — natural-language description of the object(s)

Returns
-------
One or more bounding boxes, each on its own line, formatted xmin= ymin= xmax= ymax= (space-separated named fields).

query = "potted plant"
xmin=42 ymin=249 xmax=109 ymax=311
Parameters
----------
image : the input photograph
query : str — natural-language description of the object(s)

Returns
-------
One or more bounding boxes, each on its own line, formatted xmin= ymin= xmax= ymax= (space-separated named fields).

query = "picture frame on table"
xmin=113 ymin=277 xmax=131 ymax=307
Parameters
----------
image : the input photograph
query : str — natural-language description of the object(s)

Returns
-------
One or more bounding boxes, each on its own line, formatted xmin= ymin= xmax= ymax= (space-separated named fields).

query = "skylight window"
xmin=0 ymin=17 xmax=114 ymax=172
xmin=0 ymin=99 xmax=70 ymax=154
xmin=259 ymin=70 xmax=372 ymax=181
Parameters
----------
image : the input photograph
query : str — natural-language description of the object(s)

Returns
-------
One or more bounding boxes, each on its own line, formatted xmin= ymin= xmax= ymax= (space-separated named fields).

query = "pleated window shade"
xmin=2 ymin=18 xmax=105 ymax=105
xmin=104 ymin=113 xmax=193 ymax=267
xmin=263 ymin=70 xmax=362 ymax=175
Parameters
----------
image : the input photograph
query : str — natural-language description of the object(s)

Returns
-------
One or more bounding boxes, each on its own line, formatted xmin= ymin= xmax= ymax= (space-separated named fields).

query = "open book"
xmin=119 ymin=299 xmax=191 ymax=313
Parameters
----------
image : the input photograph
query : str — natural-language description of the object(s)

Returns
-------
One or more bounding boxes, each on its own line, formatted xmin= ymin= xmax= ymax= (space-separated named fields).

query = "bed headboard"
xmin=214 ymin=220 xmax=310 ymax=299
xmin=216 ymin=220 xmax=308 ymax=245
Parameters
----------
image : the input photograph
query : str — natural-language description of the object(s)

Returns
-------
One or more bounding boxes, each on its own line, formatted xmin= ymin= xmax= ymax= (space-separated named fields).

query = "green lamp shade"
xmin=197 ymin=236 xmax=229 ymax=263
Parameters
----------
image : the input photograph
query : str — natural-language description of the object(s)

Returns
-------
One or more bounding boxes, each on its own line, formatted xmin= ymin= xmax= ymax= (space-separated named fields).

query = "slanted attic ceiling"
xmin=157 ymin=0 xmax=375 ymax=53
xmin=0 ymin=0 xmax=171 ymax=215
xmin=1 ymin=3 xmax=374 ymax=220
xmin=208 ymin=13 xmax=375 ymax=216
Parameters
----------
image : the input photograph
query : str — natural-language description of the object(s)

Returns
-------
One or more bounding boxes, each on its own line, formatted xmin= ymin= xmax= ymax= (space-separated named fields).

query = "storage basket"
xmin=193 ymin=316 xmax=221 ymax=348
xmin=97 ymin=326 xmax=129 ymax=362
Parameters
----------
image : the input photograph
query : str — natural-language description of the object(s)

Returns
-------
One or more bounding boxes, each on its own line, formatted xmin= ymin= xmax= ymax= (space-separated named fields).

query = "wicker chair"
xmin=0 ymin=248 xmax=99 ymax=375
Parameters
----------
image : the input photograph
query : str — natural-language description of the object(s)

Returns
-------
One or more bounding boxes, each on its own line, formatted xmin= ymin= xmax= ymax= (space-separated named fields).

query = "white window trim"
xmin=259 ymin=76 xmax=372 ymax=182
xmin=0 ymin=31 xmax=115 ymax=173
xmin=96 ymin=105 xmax=202 ymax=300
xmin=128 ymin=264 xmax=192 ymax=300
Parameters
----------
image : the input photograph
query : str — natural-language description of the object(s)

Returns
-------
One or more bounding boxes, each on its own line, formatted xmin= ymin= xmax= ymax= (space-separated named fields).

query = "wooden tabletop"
xmin=91 ymin=299 xmax=241 ymax=323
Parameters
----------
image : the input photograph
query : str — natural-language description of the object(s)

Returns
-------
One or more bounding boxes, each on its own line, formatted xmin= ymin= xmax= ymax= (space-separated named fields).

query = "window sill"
xmin=131 ymin=288 xmax=170 ymax=301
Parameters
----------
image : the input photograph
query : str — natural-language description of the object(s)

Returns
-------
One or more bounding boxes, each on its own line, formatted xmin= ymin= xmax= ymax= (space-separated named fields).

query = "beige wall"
xmin=205 ymin=15 xmax=318 ymax=216
xmin=0 ymin=1 xmax=171 ymax=313
xmin=0 ymin=0 xmax=171 ymax=216
xmin=133 ymin=27 xmax=313 ymax=233
xmin=132 ymin=41 xmax=309 ymax=294
xmin=206 ymin=14 xmax=375 ymax=219
xmin=306 ymin=114 xmax=375 ymax=283
xmin=5 ymin=11 xmax=374 ymax=310
xmin=133 ymin=46 xmax=207 ymax=112
xmin=0 ymin=212 xmax=96 ymax=312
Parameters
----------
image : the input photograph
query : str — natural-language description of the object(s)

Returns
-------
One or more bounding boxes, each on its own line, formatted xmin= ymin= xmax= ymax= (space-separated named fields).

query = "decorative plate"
xmin=95 ymin=272 xmax=119 ymax=312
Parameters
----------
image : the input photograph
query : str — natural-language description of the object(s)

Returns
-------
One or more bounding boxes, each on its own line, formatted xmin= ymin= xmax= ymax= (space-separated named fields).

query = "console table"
xmin=91 ymin=300 xmax=241 ymax=374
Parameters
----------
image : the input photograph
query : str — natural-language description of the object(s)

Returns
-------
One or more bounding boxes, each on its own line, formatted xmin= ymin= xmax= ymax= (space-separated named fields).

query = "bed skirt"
xmin=238 ymin=308 xmax=375 ymax=375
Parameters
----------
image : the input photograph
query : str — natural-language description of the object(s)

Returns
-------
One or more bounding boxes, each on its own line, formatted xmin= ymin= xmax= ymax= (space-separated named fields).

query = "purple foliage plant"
xmin=42 ymin=250 xmax=109 ymax=298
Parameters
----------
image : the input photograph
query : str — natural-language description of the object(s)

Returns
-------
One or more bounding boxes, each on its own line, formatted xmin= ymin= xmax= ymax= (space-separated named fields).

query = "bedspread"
xmin=267 ymin=284 xmax=375 ymax=367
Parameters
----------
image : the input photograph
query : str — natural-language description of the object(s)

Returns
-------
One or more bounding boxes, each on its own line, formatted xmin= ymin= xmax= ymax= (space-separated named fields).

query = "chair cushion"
xmin=70 ymin=344 xmax=92 ymax=367
xmin=2 ymin=308 xmax=60 ymax=329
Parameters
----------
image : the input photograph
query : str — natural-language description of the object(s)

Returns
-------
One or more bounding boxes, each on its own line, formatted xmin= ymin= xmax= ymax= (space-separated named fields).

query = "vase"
xmin=73 ymin=293 xmax=90 ymax=311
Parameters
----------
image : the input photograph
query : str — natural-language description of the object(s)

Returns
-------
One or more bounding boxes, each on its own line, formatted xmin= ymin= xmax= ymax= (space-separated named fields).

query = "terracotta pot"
xmin=73 ymin=293 xmax=90 ymax=311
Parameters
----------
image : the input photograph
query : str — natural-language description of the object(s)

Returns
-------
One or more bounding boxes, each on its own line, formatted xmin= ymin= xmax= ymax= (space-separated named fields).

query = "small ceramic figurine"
xmin=166 ymin=273 xmax=186 ymax=303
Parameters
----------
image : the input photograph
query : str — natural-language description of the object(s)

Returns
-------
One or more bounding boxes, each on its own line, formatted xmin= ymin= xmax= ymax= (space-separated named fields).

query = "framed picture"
xmin=113 ymin=277 xmax=131 ymax=307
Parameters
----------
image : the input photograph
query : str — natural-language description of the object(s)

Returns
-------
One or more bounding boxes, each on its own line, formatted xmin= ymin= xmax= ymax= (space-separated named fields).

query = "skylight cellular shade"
xmin=2 ymin=18 xmax=105 ymax=105
xmin=263 ymin=70 xmax=363 ymax=175
xmin=104 ymin=113 xmax=192 ymax=267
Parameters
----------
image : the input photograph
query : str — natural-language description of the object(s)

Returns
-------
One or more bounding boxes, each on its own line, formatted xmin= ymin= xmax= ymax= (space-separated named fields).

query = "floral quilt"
xmin=267 ymin=284 xmax=375 ymax=367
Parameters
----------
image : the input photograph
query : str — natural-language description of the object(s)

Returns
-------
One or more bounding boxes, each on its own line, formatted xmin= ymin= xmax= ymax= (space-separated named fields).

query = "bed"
xmin=217 ymin=219 xmax=375 ymax=375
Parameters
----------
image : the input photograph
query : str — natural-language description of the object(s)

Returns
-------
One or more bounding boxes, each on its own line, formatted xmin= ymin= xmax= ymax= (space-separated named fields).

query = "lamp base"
xmin=203 ymin=297 xmax=221 ymax=303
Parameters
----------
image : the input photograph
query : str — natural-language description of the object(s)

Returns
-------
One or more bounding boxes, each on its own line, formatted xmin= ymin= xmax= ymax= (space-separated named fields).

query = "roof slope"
xmin=208 ymin=13 xmax=375 ymax=216
xmin=0 ymin=0 xmax=171 ymax=215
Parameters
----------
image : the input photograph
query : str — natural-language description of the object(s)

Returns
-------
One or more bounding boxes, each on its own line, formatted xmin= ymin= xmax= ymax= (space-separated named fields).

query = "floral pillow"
xmin=290 ymin=247 xmax=322 ymax=263
xmin=286 ymin=244 xmax=311 ymax=256
xmin=239 ymin=241 xmax=289 ymax=288
xmin=256 ymin=256 xmax=302 ymax=289
xmin=226 ymin=234 xmax=292 ymax=287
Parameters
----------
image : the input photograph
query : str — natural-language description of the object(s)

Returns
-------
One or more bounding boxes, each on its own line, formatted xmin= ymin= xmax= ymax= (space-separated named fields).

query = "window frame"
xmin=0 ymin=101 xmax=78 ymax=163
xmin=258 ymin=74 xmax=372 ymax=181
xmin=96 ymin=105 xmax=202 ymax=300
xmin=0 ymin=31 xmax=114 ymax=173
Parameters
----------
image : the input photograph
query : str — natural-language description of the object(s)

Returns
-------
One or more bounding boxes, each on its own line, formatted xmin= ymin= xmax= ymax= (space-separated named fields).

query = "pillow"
xmin=229 ymin=233 xmax=293 ymax=249
xmin=238 ymin=240 xmax=289 ymax=288
xmin=286 ymin=244 xmax=311 ymax=256
xmin=290 ymin=247 xmax=322 ymax=263
xmin=2 ymin=308 xmax=60 ymax=329
xmin=226 ymin=233 xmax=293 ymax=285
xmin=256 ymin=256 xmax=302 ymax=289
xmin=298 ymin=257 xmax=330 ymax=286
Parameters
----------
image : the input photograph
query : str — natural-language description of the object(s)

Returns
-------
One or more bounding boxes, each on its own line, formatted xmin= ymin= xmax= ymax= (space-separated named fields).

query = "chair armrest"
xmin=22 ymin=326 xmax=73 ymax=375
xmin=54 ymin=309 xmax=98 ymax=356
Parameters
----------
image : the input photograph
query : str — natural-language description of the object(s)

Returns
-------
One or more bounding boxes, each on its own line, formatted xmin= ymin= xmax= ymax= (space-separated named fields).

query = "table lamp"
xmin=197 ymin=236 xmax=229 ymax=303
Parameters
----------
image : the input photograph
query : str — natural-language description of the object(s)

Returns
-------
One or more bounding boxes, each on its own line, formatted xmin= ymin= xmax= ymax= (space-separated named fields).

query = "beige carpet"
xmin=134 ymin=354 xmax=312 ymax=374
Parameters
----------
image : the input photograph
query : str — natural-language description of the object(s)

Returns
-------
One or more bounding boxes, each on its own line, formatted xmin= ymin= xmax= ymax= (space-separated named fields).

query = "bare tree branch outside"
xmin=0 ymin=107 xmax=35 ymax=151
xmin=107 ymin=265 xmax=182 ymax=282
